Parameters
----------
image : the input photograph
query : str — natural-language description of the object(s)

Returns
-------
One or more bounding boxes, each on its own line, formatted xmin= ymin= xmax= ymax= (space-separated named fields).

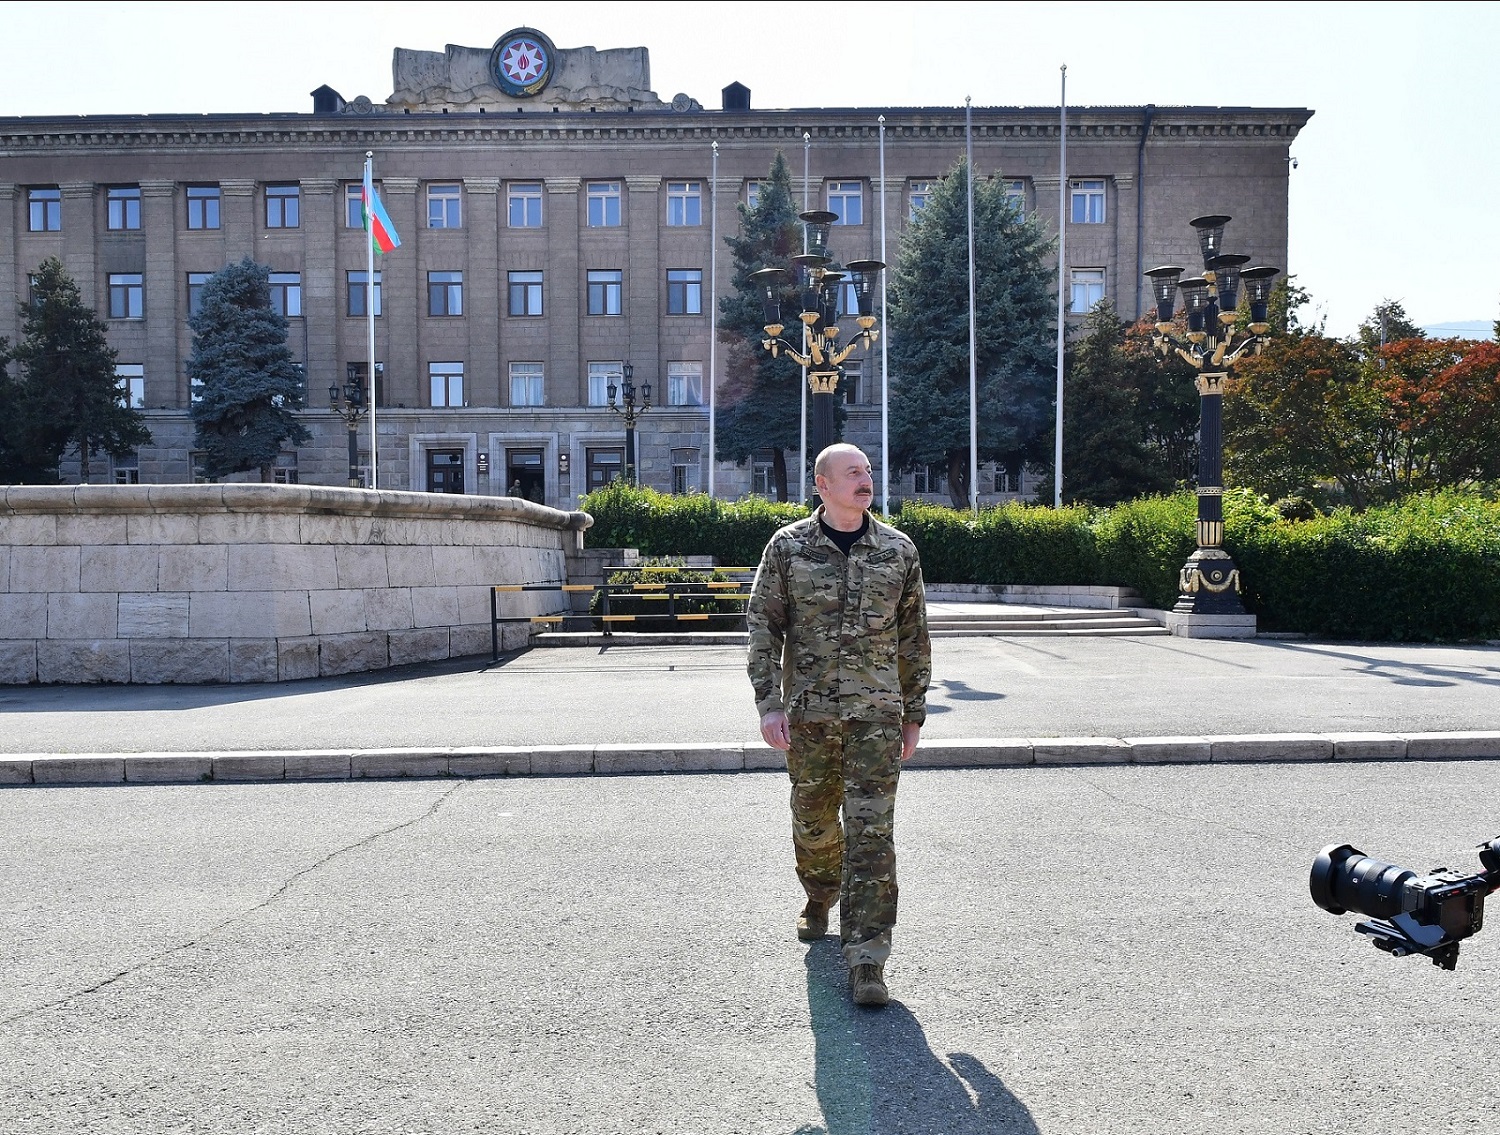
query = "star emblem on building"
xmin=501 ymin=41 xmax=545 ymax=84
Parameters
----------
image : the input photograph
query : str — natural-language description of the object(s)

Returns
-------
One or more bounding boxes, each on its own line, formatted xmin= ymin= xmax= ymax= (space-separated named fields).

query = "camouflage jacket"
xmin=746 ymin=507 xmax=931 ymax=726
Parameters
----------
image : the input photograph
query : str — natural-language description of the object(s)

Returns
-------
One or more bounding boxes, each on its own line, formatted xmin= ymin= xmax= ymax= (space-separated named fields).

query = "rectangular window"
xmin=1070 ymin=179 xmax=1106 ymax=224
xmin=28 ymin=187 xmax=61 ymax=232
xmin=427 ymin=182 xmax=462 ymax=229
xmin=843 ymin=360 xmax=863 ymax=405
xmin=586 ymin=447 xmax=624 ymax=492
xmin=587 ymin=269 xmax=623 ymax=316
xmin=587 ymin=181 xmax=621 ymax=227
xmin=828 ymin=181 xmax=863 ymax=225
xmin=666 ymin=181 xmax=702 ymax=226
xmin=752 ymin=450 xmax=775 ymax=497
xmin=1004 ymin=179 xmax=1026 ymax=217
xmin=187 ymin=272 xmax=212 ymax=318
xmin=114 ymin=463 xmax=141 ymax=485
xmin=266 ymin=184 xmax=300 ymax=228
xmin=1070 ymin=268 xmax=1106 ymax=314
xmin=667 ymin=362 xmax=703 ymax=407
xmin=108 ymin=273 xmax=144 ymax=320
xmin=268 ymin=272 xmax=302 ymax=318
xmin=107 ymin=186 xmax=141 ymax=231
xmin=508 ymin=182 xmax=543 ymax=228
xmin=509 ymin=362 xmax=545 ymax=407
xmin=273 ymin=455 xmax=298 ymax=485
xmin=187 ymin=185 xmax=221 ymax=230
xmin=914 ymin=462 xmax=947 ymax=495
xmin=27 ymin=274 xmax=42 ymax=312
xmin=115 ymin=364 xmax=145 ymax=409
xmin=508 ymin=270 xmax=543 ymax=316
xmin=908 ymin=180 xmax=934 ymax=219
xmin=347 ymin=270 xmax=382 ymax=317
xmin=745 ymin=181 xmax=762 ymax=211
xmin=427 ymin=270 xmax=464 ymax=317
xmin=588 ymin=362 xmax=621 ymax=407
xmin=347 ymin=361 xmax=385 ymax=408
xmin=429 ymin=361 xmax=465 ymax=407
xmin=671 ymin=448 xmax=700 ymax=495
xmin=345 ymin=183 xmax=368 ymax=228
xmin=666 ymin=269 xmax=703 ymax=316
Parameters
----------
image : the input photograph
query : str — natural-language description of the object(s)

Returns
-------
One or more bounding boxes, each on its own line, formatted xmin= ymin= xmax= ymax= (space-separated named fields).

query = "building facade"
xmin=0 ymin=28 xmax=1311 ymax=505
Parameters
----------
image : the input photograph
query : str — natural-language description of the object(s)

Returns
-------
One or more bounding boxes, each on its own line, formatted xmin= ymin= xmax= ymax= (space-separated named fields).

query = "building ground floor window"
xmin=586 ymin=446 xmax=624 ymax=492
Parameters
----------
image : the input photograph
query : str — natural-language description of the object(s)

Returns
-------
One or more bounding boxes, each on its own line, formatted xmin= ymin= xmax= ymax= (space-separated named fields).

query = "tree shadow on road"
xmin=796 ymin=940 xmax=1039 ymax=1135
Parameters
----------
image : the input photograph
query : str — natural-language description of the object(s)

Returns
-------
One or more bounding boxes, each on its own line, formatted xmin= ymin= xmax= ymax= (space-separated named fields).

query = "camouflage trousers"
xmin=786 ymin=719 xmax=903 ymax=967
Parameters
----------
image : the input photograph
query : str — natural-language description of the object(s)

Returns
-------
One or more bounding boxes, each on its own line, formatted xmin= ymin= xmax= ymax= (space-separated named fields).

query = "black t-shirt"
xmin=819 ymin=514 xmax=869 ymax=557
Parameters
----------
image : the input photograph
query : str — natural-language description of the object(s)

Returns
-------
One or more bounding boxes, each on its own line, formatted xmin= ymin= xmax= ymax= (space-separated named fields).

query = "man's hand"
xmin=901 ymin=722 xmax=921 ymax=761
xmin=761 ymin=710 xmax=791 ymax=751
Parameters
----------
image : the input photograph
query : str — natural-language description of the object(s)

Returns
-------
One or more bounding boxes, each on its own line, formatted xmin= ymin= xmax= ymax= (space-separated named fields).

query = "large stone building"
xmin=0 ymin=27 xmax=1310 ymax=505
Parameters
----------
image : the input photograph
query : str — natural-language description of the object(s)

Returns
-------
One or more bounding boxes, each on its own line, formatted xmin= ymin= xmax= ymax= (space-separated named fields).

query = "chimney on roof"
xmin=311 ymin=85 xmax=345 ymax=115
xmin=722 ymin=82 xmax=750 ymax=112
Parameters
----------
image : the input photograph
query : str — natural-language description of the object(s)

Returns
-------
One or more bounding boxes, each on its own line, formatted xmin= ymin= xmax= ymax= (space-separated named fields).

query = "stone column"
xmin=220 ymin=179 xmax=257 ymax=261
xmin=59 ymin=182 xmax=97 ymax=302
xmin=1114 ymin=173 xmax=1139 ymax=320
xmin=624 ymin=175 xmax=662 ymax=386
xmin=463 ymin=177 xmax=500 ymax=406
xmin=381 ymin=178 xmax=420 ymax=409
xmin=302 ymin=178 xmax=338 ymax=394
xmin=139 ymin=180 xmax=179 ymax=407
xmin=544 ymin=177 xmax=581 ymax=404
xmin=0 ymin=183 xmax=17 ymax=345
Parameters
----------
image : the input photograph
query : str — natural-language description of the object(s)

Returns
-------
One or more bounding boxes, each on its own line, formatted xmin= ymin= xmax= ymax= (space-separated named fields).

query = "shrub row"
xmin=577 ymin=484 xmax=1500 ymax=641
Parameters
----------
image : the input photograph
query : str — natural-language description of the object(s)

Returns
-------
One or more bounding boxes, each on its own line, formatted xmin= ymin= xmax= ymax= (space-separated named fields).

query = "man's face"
xmin=816 ymin=449 xmax=874 ymax=515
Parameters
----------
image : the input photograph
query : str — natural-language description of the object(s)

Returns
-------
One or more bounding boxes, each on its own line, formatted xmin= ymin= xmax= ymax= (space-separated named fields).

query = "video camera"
xmin=1309 ymin=837 xmax=1500 ymax=970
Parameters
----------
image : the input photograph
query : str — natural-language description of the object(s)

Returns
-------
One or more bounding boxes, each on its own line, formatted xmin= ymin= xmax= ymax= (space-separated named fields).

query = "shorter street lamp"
xmin=749 ymin=210 xmax=885 ymax=460
xmin=1144 ymin=215 xmax=1280 ymax=617
xmin=606 ymin=362 xmax=650 ymax=485
xmin=329 ymin=370 xmax=368 ymax=488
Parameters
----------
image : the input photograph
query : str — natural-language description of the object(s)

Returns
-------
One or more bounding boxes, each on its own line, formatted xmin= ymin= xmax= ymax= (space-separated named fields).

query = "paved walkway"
xmin=2 ymin=635 xmax=1497 ymax=784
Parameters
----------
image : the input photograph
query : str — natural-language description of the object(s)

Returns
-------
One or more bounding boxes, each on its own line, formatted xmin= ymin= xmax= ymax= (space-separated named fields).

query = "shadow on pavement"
xmin=1259 ymin=641 xmax=1500 ymax=689
xmin=799 ymin=940 xmax=1039 ymax=1135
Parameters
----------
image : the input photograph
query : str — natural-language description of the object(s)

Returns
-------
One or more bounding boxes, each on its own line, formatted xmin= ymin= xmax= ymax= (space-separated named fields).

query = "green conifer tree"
xmin=188 ymin=258 xmax=310 ymax=482
xmin=9 ymin=257 xmax=151 ymax=482
xmin=887 ymin=158 xmax=1055 ymax=509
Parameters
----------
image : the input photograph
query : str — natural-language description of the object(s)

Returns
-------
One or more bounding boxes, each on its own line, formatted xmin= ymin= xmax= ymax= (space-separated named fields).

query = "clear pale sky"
xmin=5 ymin=1 xmax=1495 ymax=338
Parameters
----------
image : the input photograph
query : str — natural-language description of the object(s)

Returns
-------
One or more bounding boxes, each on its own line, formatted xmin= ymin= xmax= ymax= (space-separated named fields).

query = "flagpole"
xmin=878 ymin=114 xmax=889 ymax=517
xmin=800 ymin=131 xmax=810 ymax=505
xmin=966 ymin=96 xmax=978 ymax=517
xmin=1054 ymin=67 xmax=1067 ymax=510
xmin=366 ymin=151 xmax=378 ymax=491
xmin=708 ymin=140 xmax=719 ymax=498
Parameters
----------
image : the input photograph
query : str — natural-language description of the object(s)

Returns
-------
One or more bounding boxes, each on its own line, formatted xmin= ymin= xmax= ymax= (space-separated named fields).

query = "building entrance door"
xmin=426 ymin=449 xmax=465 ymax=494
xmin=506 ymin=448 xmax=545 ymax=503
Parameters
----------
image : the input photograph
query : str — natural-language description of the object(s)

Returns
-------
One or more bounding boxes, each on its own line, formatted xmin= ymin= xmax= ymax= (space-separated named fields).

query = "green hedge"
xmin=578 ymin=483 xmax=1500 ymax=641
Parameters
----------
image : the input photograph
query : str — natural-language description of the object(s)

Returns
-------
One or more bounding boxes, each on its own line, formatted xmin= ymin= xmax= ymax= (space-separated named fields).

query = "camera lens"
xmin=1309 ymin=844 xmax=1415 ymax=919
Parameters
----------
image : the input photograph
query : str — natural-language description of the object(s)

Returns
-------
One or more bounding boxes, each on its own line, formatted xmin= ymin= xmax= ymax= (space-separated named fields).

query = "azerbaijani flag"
xmin=362 ymin=165 xmax=401 ymax=254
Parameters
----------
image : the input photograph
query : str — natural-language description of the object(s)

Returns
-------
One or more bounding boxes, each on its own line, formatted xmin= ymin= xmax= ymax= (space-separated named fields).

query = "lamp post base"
xmin=1173 ymin=546 xmax=1247 ymax=616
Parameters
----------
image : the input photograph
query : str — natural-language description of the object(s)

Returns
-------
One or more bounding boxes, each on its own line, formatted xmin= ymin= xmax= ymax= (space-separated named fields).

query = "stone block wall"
xmin=0 ymin=484 xmax=589 ymax=684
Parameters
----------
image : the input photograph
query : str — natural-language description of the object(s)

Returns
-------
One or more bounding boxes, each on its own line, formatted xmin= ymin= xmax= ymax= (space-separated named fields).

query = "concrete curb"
xmin=3 ymin=731 xmax=1500 ymax=786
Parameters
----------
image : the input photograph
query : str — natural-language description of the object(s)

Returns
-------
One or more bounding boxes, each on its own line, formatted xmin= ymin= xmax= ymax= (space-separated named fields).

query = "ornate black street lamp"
xmin=606 ymin=362 xmax=650 ymax=485
xmin=329 ymin=369 xmax=368 ymax=488
xmin=749 ymin=210 xmax=885 ymax=462
xmin=1144 ymin=215 xmax=1280 ymax=617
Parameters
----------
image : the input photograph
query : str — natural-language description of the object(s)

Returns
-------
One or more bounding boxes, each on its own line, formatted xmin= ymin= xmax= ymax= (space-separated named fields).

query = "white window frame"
xmin=509 ymin=362 xmax=545 ymax=407
xmin=508 ymin=182 xmax=543 ymax=228
xmin=427 ymin=182 xmax=462 ymax=229
xmin=587 ymin=181 xmax=622 ymax=227
xmin=827 ymin=180 xmax=863 ymax=225
xmin=429 ymin=361 xmax=465 ymax=408
xmin=1070 ymin=179 xmax=1106 ymax=225
xmin=1070 ymin=268 xmax=1106 ymax=314
xmin=666 ymin=181 xmax=702 ymax=226
xmin=914 ymin=462 xmax=948 ymax=495
xmin=671 ymin=448 xmax=701 ymax=495
xmin=115 ymin=364 xmax=145 ymax=409
xmin=588 ymin=362 xmax=621 ymax=407
xmin=667 ymin=362 xmax=704 ymax=407
xmin=842 ymin=360 xmax=863 ymax=406
xmin=745 ymin=181 xmax=762 ymax=211
xmin=908 ymin=180 xmax=934 ymax=220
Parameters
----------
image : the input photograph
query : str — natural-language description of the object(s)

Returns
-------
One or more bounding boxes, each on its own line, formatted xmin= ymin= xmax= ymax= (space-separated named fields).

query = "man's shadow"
xmin=794 ymin=941 xmax=1040 ymax=1135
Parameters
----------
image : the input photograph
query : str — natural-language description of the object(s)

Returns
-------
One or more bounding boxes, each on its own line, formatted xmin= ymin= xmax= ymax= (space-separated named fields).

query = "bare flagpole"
xmin=708 ymin=140 xmax=719 ymax=497
xmin=1054 ymin=67 xmax=1067 ymax=509
xmin=800 ymin=131 xmax=810 ymax=504
xmin=366 ymin=150 xmax=378 ymax=490
xmin=878 ymin=114 xmax=889 ymax=517
xmin=966 ymin=97 xmax=978 ymax=517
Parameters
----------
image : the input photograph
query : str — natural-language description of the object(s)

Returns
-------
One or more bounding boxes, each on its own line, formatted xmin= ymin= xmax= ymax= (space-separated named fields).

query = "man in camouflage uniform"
xmin=746 ymin=443 xmax=931 ymax=1008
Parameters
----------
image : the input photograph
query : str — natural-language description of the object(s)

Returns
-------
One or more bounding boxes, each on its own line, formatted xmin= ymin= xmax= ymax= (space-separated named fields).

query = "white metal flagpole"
xmin=878 ymin=114 xmax=889 ymax=517
xmin=966 ymin=97 xmax=978 ymax=517
xmin=708 ymin=140 xmax=719 ymax=497
xmin=1054 ymin=68 xmax=1067 ymax=509
xmin=366 ymin=150 xmax=378 ymax=490
xmin=800 ymin=131 xmax=810 ymax=505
